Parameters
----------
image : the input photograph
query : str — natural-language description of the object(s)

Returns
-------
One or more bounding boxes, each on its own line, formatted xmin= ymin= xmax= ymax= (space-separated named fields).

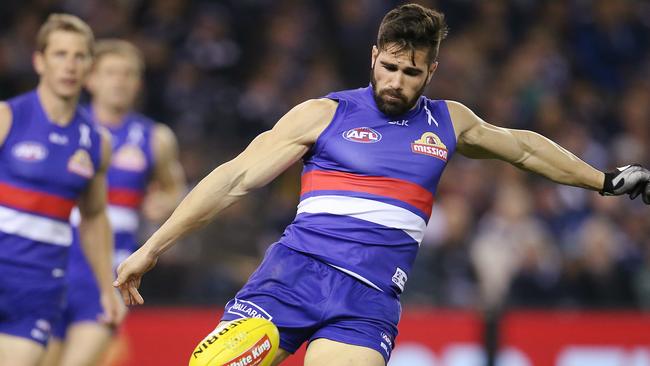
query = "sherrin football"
xmin=189 ymin=318 xmax=280 ymax=366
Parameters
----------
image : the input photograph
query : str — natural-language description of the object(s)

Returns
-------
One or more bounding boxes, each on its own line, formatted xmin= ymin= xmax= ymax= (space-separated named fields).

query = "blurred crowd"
xmin=1 ymin=0 xmax=649 ymax=310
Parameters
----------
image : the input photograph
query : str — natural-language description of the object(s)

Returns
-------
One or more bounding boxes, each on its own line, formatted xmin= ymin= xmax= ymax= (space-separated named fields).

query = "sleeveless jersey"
xmin=279 ymin=86 xmax=457 ymax=296
xmin=67 ymin=111 xmax=155 ymax=278
xmin=0 ymin=91 xmax=102 ymax=275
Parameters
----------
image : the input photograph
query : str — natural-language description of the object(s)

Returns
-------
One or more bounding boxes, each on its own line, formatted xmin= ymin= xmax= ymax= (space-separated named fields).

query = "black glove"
xmin=600 ymin=164 xmax=650 ymax=204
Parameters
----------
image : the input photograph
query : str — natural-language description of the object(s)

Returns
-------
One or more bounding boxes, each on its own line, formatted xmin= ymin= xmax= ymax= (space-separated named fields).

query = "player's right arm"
xmin=0 ymin=102 xmax=12 ymax=147
xmin=114 ymin=98 xmax=338 ymax=305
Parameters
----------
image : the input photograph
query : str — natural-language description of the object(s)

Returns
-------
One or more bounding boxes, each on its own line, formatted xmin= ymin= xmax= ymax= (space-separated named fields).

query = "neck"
xmin=92 ymin=101 xmax=129 ymax=128
xmin=37 ymin=83 xmax=79 ymax=126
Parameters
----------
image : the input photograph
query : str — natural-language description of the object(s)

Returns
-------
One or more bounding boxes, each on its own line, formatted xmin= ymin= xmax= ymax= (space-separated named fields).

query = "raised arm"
xmin=114 ymin=98 xmax=338 ymax=304
xmin=448 ymin=100 xmax=604 ymax=190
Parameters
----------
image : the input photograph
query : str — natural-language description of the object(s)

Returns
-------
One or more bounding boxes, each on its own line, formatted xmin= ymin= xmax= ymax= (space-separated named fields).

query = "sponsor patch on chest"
xmin=411 ymin=132 xmax=448 ymax=162
xmin=342 ymin=127 xmax=382 ymax=143
xmin=67 ymin=149 xmax=94 ymax=178
xmin=12 ymin=141 xmax=48 ymax=162
xmin=112 ymin=144 xmax=147 ymax=172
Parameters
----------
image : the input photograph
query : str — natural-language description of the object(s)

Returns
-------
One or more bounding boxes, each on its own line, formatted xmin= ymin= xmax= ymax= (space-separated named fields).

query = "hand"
xmin=601 ymin=164 xmax=650 ymax=203
xmin=113 ymin=248 xmax=158 ymax=305
xmin=98 ymin=288 xmax=128 ymax=326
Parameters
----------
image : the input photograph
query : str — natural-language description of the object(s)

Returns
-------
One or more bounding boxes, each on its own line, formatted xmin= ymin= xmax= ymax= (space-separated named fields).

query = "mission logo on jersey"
xmin=67 ymin=149 xmax=94 ymax=178
xmin=112 ymin=144 xmax=147 ymax=172
xmin=411 ymin=132 xmax=448 ymax=162
xmin=343 ymin=127 xmax=382 ymax=143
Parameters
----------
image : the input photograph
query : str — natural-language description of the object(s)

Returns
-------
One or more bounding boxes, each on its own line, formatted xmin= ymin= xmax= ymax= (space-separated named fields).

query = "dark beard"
xmin=370 ymin=67 xmax=426 ymax=117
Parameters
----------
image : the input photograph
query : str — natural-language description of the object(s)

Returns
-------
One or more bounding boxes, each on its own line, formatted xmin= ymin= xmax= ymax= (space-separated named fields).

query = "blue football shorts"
xmin=221 ymin=243 xmax=400 ymax=364
xmin=0 ymin=262 xmax=65 ymax=346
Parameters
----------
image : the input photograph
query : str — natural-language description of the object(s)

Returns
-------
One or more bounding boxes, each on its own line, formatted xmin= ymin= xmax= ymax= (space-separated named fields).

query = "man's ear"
xmin=426 ymin=61 xmax=438 ymax=83
xmin=371 ymin=45 xmax=379 ymax=68
xmin=33 ymin=52 xmax=45 ymax=76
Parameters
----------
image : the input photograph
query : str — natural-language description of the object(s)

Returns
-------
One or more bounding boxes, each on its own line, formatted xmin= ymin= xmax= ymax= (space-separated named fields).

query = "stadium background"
xmin=1 ymin=0 xmax=649 ymax=365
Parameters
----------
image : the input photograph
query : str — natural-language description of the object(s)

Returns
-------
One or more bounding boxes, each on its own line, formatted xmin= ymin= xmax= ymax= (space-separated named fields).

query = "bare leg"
xmin=39 ymin=338 xmax=63 ymax=366
xmin=0 ymin=333 xmax=45 ymax=366
xmin=304 ymin=338 xmax=385 ymax=366
xmin=57 ymin=323 xmax=112 ymax=366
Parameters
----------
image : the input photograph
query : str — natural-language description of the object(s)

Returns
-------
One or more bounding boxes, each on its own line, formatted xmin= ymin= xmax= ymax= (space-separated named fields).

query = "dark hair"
xmin=377 ymin=3 xmax=448 ymax=63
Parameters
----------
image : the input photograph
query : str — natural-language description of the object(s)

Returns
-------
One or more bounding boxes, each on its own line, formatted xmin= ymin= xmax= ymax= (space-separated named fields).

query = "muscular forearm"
xmin=142 ymin=161 xmax=246 ymax=257
xmin=78 ymin=212 xmax=114 ymax=292
xmin=509 ymin=129 xmax=604 ymax=190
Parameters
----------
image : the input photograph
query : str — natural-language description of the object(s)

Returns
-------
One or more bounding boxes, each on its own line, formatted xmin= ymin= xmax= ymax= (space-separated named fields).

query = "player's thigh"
xmin=58 ymin=322 xmax=112 ymax=366
xmin=39 ymin=338 xmax=63 ymax=366
xmin=304 ymin=338 xmax=385 ymax=366
xmin=0 ymin=333 xmax=45 ymax=366
xmin=214 ymin=321 xmax=290 ymax=366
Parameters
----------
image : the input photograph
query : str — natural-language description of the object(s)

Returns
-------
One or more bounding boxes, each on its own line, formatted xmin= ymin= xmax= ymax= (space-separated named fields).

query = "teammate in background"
xmin=0 ymin=14 xmax=123 ymax=366
xmin=42 ymin=40 xmax=186 ymax=366
xmin=115 ymin=4 xmax=650 ymax=366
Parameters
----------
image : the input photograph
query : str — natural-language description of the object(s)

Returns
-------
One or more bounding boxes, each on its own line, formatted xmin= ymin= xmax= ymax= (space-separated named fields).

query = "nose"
xmin=386 ymin=72 xmax=404 ymax=91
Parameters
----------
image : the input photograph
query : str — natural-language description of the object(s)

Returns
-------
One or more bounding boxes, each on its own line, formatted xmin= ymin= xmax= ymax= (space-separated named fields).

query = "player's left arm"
xmin=141 ymin=123 xmax=186 ymax=223
xmin=447 ymin=100 xmax=650 ymax=202
xmin=77 ymin=129 xmax=126 ymax=324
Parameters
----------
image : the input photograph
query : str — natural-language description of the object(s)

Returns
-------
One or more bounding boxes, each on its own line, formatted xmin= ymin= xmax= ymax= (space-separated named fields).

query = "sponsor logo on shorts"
xmin=380 ymin=342 xmax=389 ymax=355
xmin=30 ymin=319 xmax=51 ymax=342
xmin=411 ymin=132 xmax=448 ymax=161
xmin=391 ymin=267 xmax=408 ymax=292
xmin=225 ymin=334 xmax=272 ymax=366
xmin=12 ymin=141 xmax=48 ymax=162
xmin=342 ymin=127 xmax=382 ymax=143
xmin=227 ymin=298 xmax=273 ymax=321
xmin=381 ymin=332 xmax=393 ymax=349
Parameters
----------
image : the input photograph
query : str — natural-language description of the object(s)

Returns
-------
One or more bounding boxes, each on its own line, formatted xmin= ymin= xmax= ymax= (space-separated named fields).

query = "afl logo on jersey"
xmin=343 ymin=127 xmax=382 ymax=143
xmin=12 ymin=141 xmax=48 ymax=162
xmin=411 ymin=132 xmax=448 ymax=162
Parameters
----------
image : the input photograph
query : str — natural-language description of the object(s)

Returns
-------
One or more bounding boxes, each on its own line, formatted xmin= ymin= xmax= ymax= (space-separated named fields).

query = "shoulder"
xmin=271 ymin=98 xmax=339 ymax=146
xmin=0 ymin=102 xmax=13 ymax=147
xmin=151 ymin=123 xmax=179 ymax=157
xmin=444 ymin=100 xmax=482 ymax=139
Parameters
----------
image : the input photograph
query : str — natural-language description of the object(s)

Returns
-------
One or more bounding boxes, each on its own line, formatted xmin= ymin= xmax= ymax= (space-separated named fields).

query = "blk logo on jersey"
xmin=343 ymin=127 xmax=382 ymax=143
xmin=411 ymin=132 xmax=448 ymax=162
xmin=12 ymin=141 xmax=48 ymax=162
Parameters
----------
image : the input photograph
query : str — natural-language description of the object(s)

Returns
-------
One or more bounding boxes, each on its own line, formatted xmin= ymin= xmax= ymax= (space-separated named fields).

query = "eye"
xmin=383 ymin=64 xmax=398 ymax=72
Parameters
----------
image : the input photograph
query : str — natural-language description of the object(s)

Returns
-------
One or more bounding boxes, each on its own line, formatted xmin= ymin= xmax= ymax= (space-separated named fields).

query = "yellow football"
xmin=189 ymin=317 xmax=280 ymax=366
